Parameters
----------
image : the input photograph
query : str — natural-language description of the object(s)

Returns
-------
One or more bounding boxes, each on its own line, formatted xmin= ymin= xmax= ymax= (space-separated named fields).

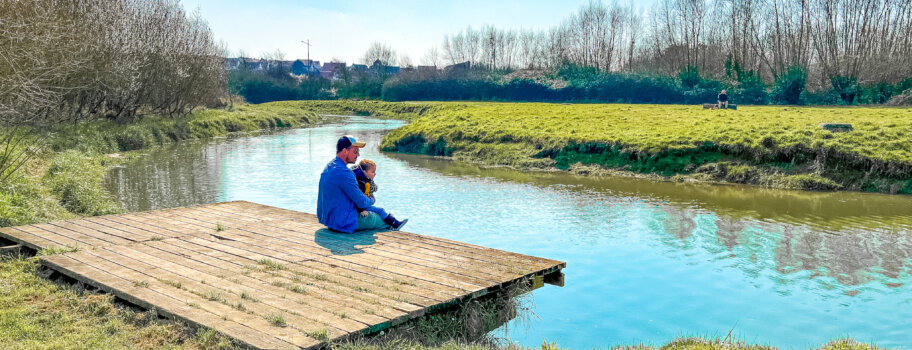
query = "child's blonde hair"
xmin=358 ymin=159 xmax=376 ymax=171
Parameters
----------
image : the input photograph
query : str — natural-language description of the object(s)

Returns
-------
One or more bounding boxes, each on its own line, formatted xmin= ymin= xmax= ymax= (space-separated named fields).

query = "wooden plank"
xmin=108 ymin=243 xmax=398 ymax=328
xmin=125 ymin=211 xmax=212 ymax=238
xmin=28 ymin=223 xmax=114 ymax=247
xmin=206 ymin=204 xmax=558 ymax=271
xmin=171 ymin=234 xmax=444 ymax=311
xmin=0 ymin=226 xmax=59 ymax=250
xmin=137 ymin=211 xmax=227 ymax=237
xmin=200 ymin=201 xmax=559 ymax=263
xmin=167 ymin=209 xmax=516 ymax=287
xmin=175 ymin=229 xmax=440 ymax=311
xmin=131 ymin=241 xmax=416 ymax=320
xmin=174 ymin=206 xmax=263 ymax=224
xmin=66 ymin=249 xmax=322 ymax=348
xmin=237 ymin=228 xmax=489 ymax=296
xmin=40 ymin=254 xmax=300 ymax=350
xmin=98 ymin=214 xmax=188 ymax=239
xmin=63 ymin=218 xmax=145 ymax=243
xmin=213 ymin=201 xmax=315 ymax=222
xmin=164 ymin=207 xmax=264 ymax=232
xmin=81 ymin=216 xmax=159 ymax=241
xmin=182 ymin=226 xmax=488 ymax=292
xmin=143 ymin=238 xmax=455 ymax=307
xmin=218 ymin=221 xmax=510 ymax=287
xmin=8 ymin=226 xmax=83 ymax=249
xmin=93 ymin=245 xmax=363 ymax=338
xmin=43 ymin=220 xmax=133 ymax=246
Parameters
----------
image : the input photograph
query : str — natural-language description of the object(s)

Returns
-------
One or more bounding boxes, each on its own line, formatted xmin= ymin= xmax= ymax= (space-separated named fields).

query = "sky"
xmin=180 ymin=0 xmax=654 ymax=66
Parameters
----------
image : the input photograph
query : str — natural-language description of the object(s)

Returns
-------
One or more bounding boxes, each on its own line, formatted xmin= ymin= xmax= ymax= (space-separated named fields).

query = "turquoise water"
xmin=106 ymin=117 xmax=912 ymax=349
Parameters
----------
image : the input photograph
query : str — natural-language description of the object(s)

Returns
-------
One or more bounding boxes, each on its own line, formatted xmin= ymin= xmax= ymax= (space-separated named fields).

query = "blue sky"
xmin=181 ymin=0 xmax=653 ymax=65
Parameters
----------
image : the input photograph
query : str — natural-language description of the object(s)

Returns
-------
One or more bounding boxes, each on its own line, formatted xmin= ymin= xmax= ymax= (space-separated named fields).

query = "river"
xmin=105 ymin=116 xmax=912 ymax=349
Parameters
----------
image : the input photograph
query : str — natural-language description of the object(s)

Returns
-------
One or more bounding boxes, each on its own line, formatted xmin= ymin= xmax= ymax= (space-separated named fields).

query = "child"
xmin=352 ymin=159 xmax=408 ymax=230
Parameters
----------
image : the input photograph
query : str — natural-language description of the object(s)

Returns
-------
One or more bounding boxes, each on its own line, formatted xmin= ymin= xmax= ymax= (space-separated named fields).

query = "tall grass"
xmin=43 ymin=151 xmax=122 ymax=216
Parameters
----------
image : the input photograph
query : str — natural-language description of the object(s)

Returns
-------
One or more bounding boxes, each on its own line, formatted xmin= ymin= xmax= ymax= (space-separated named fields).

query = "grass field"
xmin=380 ymin=103 xmax=912 ymax=194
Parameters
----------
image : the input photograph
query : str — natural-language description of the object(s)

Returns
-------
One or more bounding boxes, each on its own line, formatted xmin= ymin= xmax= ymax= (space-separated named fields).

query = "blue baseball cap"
xmin=336 ymin=135 xmax=366 ymax=152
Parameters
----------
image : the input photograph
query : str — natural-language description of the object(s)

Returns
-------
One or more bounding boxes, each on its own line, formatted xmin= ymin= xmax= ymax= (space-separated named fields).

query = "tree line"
xmin=429 ymin=0 xmax=912 ymax=104
xmin=0 ymin=0 xmax=225 ymax=126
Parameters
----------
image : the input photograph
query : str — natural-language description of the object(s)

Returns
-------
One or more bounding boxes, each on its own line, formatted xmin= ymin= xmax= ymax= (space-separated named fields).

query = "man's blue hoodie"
xmin=317 ymin=157 xmax=374 ymax=233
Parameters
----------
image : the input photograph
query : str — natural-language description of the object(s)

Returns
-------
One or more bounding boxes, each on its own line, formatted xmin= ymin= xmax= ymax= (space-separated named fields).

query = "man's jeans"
xmin=356 ymin=211 xmax=388 ymax=231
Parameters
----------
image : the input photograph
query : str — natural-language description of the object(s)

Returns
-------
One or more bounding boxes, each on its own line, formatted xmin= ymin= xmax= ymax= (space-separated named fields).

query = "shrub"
xmin=773 ymin=66 xmax=807 ymax=105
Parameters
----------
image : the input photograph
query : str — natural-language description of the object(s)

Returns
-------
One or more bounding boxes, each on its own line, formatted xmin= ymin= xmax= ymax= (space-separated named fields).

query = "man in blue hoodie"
xmin=317 ymin=135 xmax=388 ymax=233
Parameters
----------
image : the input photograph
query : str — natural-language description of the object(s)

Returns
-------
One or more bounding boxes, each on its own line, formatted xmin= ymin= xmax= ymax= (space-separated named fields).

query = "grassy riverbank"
xmin=380 ymin=102 xmax=912 ymax=194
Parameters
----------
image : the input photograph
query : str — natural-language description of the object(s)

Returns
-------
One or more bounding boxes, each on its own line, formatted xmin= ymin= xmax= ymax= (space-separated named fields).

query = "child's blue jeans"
xmin=362 ymin=205 xmax=389 ymax=219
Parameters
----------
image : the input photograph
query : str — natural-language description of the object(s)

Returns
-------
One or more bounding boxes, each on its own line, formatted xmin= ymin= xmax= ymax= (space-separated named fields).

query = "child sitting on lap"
xmin=352 ymin=159 xmax=408 ymax=230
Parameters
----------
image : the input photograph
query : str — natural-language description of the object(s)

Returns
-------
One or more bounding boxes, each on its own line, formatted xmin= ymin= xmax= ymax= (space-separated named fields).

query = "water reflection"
xmin=105 ymin=117 xmax=912 ymax=348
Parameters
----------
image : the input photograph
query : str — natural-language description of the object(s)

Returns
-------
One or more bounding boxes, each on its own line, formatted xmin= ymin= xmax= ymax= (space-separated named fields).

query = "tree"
xmin=421 ymin=47 xmax=441 ymax=67
xmin=362 ymin=42 xmax=397 ymax=66
xmin=399 ymin=55 xmax=414 ymax=68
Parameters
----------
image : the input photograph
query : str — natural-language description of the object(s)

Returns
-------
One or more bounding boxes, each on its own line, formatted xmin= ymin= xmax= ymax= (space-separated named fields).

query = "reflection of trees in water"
xmin=662 ymin=208 xmax=697 ymax=241
xmin=105 ymin=141 xmax=223 ymax=212
xmin=714 ymin=217 xmax=745 ymax=251
xmin=774 ymin=225 xmax=912 ymax=286
xmin=651 ymin=202 xmax=912 ymax=289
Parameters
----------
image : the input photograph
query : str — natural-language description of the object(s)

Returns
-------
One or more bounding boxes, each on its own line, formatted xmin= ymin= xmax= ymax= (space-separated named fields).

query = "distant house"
xmin=444 ymin=61 xmax=470 ymax=73
xmin=292 ymin=59 xmax=320 ymax=76
xmin=370 ymin=59 xmax=400 ymax=75
xmin=351 ymin=64 xmax=368 ymax=72
xmin=320 ymin=62 xmax=346 ymax=80
xmin=226 ymin=57 xmax=269 ymax=71
xmin=227 ymin=57 xmax=301 ymax=73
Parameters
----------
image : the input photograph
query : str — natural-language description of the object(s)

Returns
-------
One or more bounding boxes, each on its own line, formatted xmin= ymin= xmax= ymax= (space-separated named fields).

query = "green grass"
xmin=46 ymin=102 xmax=323 ymax=155
xmin=44 ymin=151 xmax=123 ymax=216
xmin=257 ymin=258 xmax=284 ymax=270
xmin=36 ymin=245 xmax=80 ymax=256
xmin=381 ymin=103 xmax=912 ymax=194
xmin=265 ymin=313 xmax=287 ymax=327
xmin=287 ymin=100 xmax=445 ymax=121
xmin=0 ymin=168 xmax=74 ymax=227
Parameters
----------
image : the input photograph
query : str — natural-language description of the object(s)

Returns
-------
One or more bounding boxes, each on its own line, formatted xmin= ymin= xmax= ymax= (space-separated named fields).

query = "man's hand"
xmin=360 ymin=210 xmax=369 ymax=217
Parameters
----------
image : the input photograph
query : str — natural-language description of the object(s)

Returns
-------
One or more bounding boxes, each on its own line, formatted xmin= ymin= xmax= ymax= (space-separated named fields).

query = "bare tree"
xmin=1 ymin=0 xmax=225 ymax=125
xmin=362 ymin=42 xmax=397 ymax=66
xmin=399 ymin=55 xmax=414 ymax=68
xmin=421 ymin=47 xmax=441 ymax=67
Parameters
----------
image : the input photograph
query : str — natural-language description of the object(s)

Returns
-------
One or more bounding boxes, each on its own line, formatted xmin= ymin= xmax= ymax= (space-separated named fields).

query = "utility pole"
xmin=301 ymin=40 xmax=312 ymax=64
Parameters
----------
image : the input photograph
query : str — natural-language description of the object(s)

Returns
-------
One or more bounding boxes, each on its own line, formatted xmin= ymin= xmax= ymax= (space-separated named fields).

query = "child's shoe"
xmin=383 ymin=215 xmax=408 ymax=231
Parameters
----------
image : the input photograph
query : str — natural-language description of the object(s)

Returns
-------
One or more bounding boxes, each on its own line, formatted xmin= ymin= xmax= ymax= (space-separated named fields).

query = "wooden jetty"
xmin=0 ymin=201 xmax=565 ymax=349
